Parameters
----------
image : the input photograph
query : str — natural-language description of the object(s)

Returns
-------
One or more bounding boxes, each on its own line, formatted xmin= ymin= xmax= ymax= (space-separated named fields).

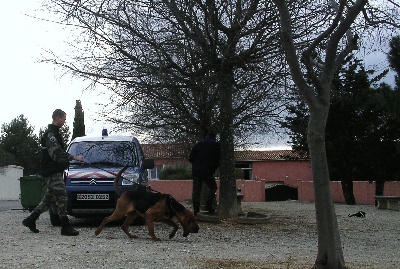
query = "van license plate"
xmin=77 ymin=194 xmax=109 ymax=200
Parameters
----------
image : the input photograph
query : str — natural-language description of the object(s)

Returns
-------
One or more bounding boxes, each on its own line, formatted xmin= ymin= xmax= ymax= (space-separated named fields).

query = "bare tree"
xmin=40 ymin=0 xmax=289 ymax=218
xmin=40 ymin=0 xmax=286 ymax=145
xmin=272 ymin=0 xmax=399 ymax=268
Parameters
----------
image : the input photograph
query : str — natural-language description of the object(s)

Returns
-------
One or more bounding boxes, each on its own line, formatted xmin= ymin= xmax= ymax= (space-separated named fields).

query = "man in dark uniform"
xmin=189 ymin=133 xmax=220 ymax=215
xmin=22 ymin=109 xmax=84 ymax=236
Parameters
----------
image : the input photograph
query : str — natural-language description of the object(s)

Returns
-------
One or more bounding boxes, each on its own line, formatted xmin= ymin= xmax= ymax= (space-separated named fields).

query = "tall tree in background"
xmin=383 ymin=35 xmax=400 ymax=136
xmin=72 ymin=99 xmax=85 ymax=140
xmin=0 ymin=145 xmax=18 ymax=168
xmin=388 ymin=35 xmax=400 ymax=90
xmin=327 ymin=59 xmax=399 ymax=205
xmin=0 ymin=115 xmax=40 ymax=175
xmin=282 ymin=57 xmax=400 ymax=205
xmin=272 ymin=0 xmax=399 ymax=268
xmin=279 ymin=99 xmax=309 ymax=153
xmin=0 ymin=113 xmax=73 ymax=175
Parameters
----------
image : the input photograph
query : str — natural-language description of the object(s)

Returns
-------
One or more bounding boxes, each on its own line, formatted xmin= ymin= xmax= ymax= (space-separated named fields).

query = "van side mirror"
xmin=143 ymin=159 xmax=154 ymax=169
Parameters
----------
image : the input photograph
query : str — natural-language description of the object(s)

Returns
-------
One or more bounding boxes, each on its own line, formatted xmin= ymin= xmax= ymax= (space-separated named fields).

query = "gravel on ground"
xmin=1 ymin=200 xmax=399 ymax=269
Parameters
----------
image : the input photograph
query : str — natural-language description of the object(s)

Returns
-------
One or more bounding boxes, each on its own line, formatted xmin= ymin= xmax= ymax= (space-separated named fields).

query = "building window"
xmin=235 ymin=162 xmax=252 ymax=180
xmin=148 ymin=165 xmax=163 ymax=180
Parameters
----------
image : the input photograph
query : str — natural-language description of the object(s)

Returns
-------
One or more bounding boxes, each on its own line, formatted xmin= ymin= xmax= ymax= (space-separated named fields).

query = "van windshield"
xmin=68 ymin=141 xmax=140 ymax=166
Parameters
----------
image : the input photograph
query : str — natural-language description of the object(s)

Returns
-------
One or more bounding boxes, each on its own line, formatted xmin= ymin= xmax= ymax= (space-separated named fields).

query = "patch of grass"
xmin=191 ymin=257 xmax=313 ymax=269
xmin=191 ymin=258 xmax=381 ymax=269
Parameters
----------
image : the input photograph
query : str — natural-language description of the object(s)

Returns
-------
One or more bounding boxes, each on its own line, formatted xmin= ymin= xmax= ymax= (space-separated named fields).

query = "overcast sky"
xmin=0 ymin=1 xmax=397 ymax=148
xmin=1 ymin=1 xmax=107 ymax=137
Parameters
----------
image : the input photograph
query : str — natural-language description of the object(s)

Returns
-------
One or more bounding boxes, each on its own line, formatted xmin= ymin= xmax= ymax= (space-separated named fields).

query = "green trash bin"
xmin=19 ymin=175 xmax=46 ymax=212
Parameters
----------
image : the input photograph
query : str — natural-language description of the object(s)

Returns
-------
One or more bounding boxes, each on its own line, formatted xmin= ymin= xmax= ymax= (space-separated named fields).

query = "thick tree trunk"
xmin=341 ymin=179 xmax=356 ymax=205
xmin=218 ymin=69 xmax=237 ymax=219
xmin=308 ymin=107 xmax=346 ymax=269
xmin=270 ymin=1 xmax=370 ymax=267
xmin=375 ymin=179 xmax=385 ymax=196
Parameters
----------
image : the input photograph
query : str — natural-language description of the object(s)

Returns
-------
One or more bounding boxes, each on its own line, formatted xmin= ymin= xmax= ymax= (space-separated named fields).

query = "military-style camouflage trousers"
xmin=34 ymin=172 xmax=68 ymax=217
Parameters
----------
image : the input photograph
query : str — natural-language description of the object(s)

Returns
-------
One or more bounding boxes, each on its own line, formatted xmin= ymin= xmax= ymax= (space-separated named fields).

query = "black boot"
xmin=22 ymin=211 xmax=41 ymax=233
xmin=193 ymin=202 xmax=200 ymax=215
xmin=205 ymin=193 xmax=216 ymax=214
xmin=60 ymin=216 xmax=79 ymax=236
xmin=49 ymin=208 xmax=61 ymax=226
xmin=204 ymin=206 xmax=215 ymax=214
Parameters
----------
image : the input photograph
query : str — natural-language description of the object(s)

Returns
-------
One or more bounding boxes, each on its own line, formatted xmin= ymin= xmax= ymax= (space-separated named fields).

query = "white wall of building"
xmin=0 ymin=165 xmax=23 ymax=200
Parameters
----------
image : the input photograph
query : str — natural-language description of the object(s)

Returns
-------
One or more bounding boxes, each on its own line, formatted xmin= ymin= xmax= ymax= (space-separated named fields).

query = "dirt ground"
xmin=1 ymin=200 xmax=399 ymax=269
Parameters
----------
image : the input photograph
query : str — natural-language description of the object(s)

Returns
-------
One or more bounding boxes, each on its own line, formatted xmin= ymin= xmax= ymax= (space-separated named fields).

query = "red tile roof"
xmin=141 ymin=144 xmax=189 ymax=159
xmin=142 ymin=144 xmax=308 ymax=161
xmin=235 ymin=150 xmax=308 ymax=161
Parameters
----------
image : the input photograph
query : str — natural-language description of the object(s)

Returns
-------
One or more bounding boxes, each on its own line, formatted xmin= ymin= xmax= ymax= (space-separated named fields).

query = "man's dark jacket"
xmin=40 ymin=124 xmax=69 ymax=177
xmin=189 ymin=136 xmax=220 ymax=176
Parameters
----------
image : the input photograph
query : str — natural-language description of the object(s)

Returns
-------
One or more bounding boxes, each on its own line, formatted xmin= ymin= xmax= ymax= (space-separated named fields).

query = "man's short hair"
xmin=52 ymin=109 xmax=66 ymax=120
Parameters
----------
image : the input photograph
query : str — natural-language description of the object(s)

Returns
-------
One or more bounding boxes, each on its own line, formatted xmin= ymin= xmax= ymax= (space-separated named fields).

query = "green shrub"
xmin=159 ymin=164 xmax=192 ymax=180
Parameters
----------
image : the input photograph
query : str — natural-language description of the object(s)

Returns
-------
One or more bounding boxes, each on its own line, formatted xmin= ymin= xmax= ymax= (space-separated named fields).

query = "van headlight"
xmin=122 ymin=173 xmax=140 ymax=185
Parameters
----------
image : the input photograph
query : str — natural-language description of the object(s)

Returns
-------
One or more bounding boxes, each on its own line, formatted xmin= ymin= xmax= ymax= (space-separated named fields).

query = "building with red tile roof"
xmin=142 ymin=144 xmax=312 ymax=187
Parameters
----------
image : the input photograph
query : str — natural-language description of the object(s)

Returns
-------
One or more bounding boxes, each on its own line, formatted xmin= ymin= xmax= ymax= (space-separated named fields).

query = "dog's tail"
xmin=114 ymin=164 xmax=129 ymax=195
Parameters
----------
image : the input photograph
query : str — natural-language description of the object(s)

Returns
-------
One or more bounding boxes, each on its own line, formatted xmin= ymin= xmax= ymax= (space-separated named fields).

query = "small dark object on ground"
xmin=348 ymin=211 xmax=366 ymax=218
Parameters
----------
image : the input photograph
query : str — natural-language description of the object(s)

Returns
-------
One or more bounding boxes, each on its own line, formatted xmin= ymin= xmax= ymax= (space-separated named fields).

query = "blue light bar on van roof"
xmin=102 ymin=129 xmax=108 ymax=136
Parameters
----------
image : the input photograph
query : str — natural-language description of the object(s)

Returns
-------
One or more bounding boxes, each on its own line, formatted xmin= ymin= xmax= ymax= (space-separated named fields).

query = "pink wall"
xmin=151 ymin=159 xmax=313 ymax=191
xmin=385 ymin=182 xmax=400 ymax=196
xmin=297 ymin=180 xmax=314 ymax=202
xmin=149 ymin=180 xmax=193 ymax=202
xmin=298 ymin=181 xmax=400 ymax=205
xmin=147 ymin=154 xmax=399 ymax=205
xmin=252 ymin=161 xmax=312 ymax=187
xmin=148 ymin=179 xmax=265 ymax=202
xmin=150 ymin=179 xmax=400 ymax=205
xmin=223 ymin=180 xmax=265 ymax=202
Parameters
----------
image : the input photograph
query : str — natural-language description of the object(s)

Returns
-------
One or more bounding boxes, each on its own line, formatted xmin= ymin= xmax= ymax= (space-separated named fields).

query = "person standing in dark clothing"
xmin=189 ymin=133 xmax=220 ymax=215
xmin=22 ymin=109 xmax=84 ymax=236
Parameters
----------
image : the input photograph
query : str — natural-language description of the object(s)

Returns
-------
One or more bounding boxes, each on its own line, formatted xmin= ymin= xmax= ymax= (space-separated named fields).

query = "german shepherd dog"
xmin=95 ymin=166 xmax=199 ymax=241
